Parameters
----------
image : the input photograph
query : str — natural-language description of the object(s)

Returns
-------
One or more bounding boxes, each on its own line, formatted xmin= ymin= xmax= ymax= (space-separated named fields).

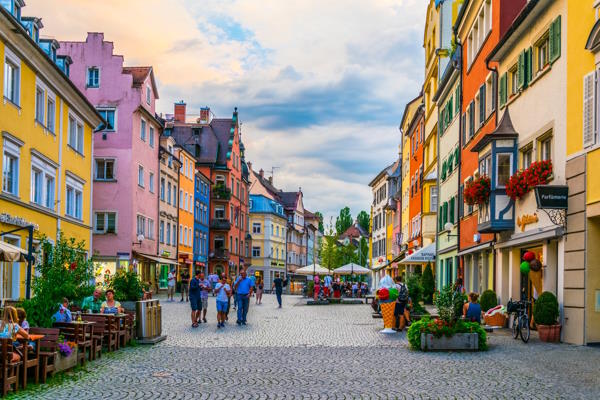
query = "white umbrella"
xmin=0 ymin=240 xmax=28 ymax=262
xmin=295 ymin=264 xmax=332 ymax=275
xmin=334 ymin=263 xmax=371 ymax=275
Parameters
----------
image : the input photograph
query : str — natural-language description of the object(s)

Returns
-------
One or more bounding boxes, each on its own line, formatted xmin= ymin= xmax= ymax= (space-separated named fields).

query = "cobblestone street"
xmin=17 ymin=295 xmax=600 ymax=399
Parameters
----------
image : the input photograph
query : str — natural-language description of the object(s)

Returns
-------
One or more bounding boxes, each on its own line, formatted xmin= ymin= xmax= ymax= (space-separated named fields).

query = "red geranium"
xmin=505 ymin=160 xmax=553 ymax=201
xmin=464 ymin=175 xmax=491 ymax=206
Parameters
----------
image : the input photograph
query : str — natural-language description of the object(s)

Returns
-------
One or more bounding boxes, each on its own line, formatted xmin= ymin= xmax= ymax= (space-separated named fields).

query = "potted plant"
xmin=506 ymin=160 xmax=553 ymax=201
xmin=108 ymin=269 xmax=143 ymax=310
xmin=55 ymin=338 xmax=78 ymax=372
xmin=506 ymin=169 xmax=529 ymax=201
xmin=464 ymin=176 xmax=491 ymax=206
xmin=533 ymin=291 xmax=561 ymax=342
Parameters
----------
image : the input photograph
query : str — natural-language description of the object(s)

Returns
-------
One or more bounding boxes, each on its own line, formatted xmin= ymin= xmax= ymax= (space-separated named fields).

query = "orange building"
xmin=175 ymin=145 xmax=196 ymax=278
xmin=407 ymin=105 xmax=425 ymax=253
xmin=455 ymin=0 xmax=526 ymax=293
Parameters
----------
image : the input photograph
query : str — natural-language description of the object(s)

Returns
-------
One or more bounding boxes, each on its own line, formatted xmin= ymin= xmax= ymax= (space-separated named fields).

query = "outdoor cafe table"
xmin=82 ymin=313 xmax=127 ymax=350
xmin=52 ymin=320 xmax=96 ymax=362
xmin=15 ymin=333 xmax=44 ymax=389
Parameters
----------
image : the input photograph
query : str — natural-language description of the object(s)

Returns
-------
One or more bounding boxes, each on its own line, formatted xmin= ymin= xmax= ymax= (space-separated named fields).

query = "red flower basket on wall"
xmin=464 ymin=176 xmax=491 ymax=206
xmin=505 ymin=160 xmax=553 ymax=201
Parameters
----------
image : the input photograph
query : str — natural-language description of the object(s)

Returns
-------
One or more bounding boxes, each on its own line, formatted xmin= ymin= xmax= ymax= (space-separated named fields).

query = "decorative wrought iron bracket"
xmin=539 ymin=208 xmax=566 ymax=230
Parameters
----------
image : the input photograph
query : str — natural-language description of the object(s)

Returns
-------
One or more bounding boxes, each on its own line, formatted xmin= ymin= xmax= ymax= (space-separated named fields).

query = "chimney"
xmin=268 ymin=176 xmax=273 ymax=184
xmin=259 ymin=169 xmax=264 ymax=178
xmin=200 ymin=107 xmax=210 ymax=124
xmin=174 ymin=101 xmax=186 ymax=123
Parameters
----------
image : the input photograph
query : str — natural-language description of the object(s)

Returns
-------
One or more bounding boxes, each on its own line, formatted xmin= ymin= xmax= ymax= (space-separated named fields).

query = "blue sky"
xmin=27 ymin=0 xmax=426 ymax=225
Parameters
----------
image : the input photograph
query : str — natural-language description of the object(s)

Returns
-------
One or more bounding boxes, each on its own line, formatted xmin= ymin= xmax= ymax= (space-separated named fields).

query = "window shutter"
xmin=517 ymin=50 xmax=525 ymax=90
xmin=439 ymin=206 xmax=444 ymax=231
xmin=461 ymin=113 xmax=467 ymax=147
xmin=469 ymin=101 xmax=475 ymax=138
xmin=441 ymin=160 xmax=447 ymax=181
xmin=448 ymin=153 xmax=454 ymax=173
xmin=550 ymin=16 xmax=561 ymax=63
xmin=499 ymin=73 xmax=507 ymax=107
xmin=491 ymin=71 xmax=497 ymax=112
xmin=479 ymin=84 xmax=486 ymax=126
xmin=458 ymin=184 xmax=464 ymax=219
xmin=454 ymin=147 xmax=459 ymax=170
xmin=455 ymin=85 xmax=461 ymax=114
xmin=449 ymin=196 xmax=455 ymax=224
xmin=442 ymin=202 xmax=448 ymax=225
xmin=583 ymin=71 xmax=597 ymax=148
xmin=525 ymin=47 xmax=533 ymax=87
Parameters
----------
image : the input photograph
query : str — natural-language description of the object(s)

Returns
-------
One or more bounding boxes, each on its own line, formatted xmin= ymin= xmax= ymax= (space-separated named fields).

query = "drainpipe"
xmin=456 ymin=39 xmax=463 ymax=282
xmin=486 ymin=47 xmax=499 ymax=292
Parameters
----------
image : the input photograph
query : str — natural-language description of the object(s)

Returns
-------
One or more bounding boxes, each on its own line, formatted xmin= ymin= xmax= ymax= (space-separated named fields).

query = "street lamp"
xmin=444 ymin=222 xmax=459 ymax=240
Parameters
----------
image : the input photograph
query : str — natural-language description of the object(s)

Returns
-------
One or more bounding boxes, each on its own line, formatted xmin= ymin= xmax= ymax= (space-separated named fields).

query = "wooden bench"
xmin=28 ymin=328 xmax=58 ymax=384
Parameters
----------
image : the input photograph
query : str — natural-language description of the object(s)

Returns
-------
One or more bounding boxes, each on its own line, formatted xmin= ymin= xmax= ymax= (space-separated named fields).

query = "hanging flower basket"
xmin=505 ymin=160 xmax=553 ymax=201
xmin=464 ymin=176 xmax=491 ymax=206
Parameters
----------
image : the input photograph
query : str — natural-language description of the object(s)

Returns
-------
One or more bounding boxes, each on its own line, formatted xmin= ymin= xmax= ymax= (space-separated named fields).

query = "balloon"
xmin=388 ymin=287 xmax=399 ymax=301
xmin=529 ymin=259 xmax=542 ymax=272
xmin=377 ymin=287 xmax=389 ymax=301
xmin=523 ymin=251 xmax=536 ymax=262
xmin=520 ymin=261 xmax=530 ymax=274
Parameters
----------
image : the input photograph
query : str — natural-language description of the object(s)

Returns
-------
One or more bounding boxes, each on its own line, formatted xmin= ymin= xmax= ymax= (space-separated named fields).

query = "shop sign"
xmin=161 ymin=250 xmax=170 ymax=257
xmin=517 ymin=213 xmax=539 ymax=232
xmin=0 ymin=213 xmax=39 ymax=231
xmin=534 ymin=185 xmax=568 ymax=210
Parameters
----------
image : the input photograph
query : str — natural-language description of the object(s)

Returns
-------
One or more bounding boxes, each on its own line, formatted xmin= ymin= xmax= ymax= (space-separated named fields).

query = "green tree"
xmin=356 ymin=210 xmax=370 ymax=233
xmin=335 ymin=207 xmax=353 ymax=235
xmin=421 ymin=263 xmax=435 ymax=304
xmin=338 ymin=242 xmax=358 ymax=267
xmin=321 ymin=230 xmax=341 ymax=270
xmin=314 ymin=211 xmax=324 ymax=233
xmin=357 ymin=237 xmax=369 ymax=266
xmin=23 ymin=233 xmax=95 ymax=327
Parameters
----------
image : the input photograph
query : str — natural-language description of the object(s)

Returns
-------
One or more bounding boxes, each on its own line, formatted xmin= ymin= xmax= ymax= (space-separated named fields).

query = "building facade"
xmin=58 ymin=33 xmax=162 ymax=288
xmin=193 ymin=171 xmax=210 ymax=275
xmin=408 ymin=106 xmax=425 ymax=254
xmin=175 ymin=145 xmax=195 ymax=278
xmin=1 ymin=3 xmax=102 ymax=299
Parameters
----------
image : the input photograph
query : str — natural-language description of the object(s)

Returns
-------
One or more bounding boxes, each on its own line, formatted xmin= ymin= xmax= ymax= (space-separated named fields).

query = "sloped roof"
xmin=170 ymin=118 xmax=234 ymax=166
xmin=339 ymin=224 xmax=368 ymax=240
xmin=251 ymin=169 xmax=281 ymax=199
xmin=279 ymin=192 xmax=299 ymax=210
xmin=122 ymin=66 xmax=159 ymax=98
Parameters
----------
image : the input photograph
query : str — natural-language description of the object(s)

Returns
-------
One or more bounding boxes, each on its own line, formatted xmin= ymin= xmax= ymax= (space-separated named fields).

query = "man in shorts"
xmin=167 ymin=268 xmax=176 ymax=301
xmin=198 ymin=272 xmax=211 ymax=323
xmin=189 ymin=271 xmax=201 ymax=328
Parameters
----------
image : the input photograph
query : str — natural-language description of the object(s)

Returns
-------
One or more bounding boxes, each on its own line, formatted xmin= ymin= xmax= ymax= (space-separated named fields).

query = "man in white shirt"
xmin=167 ymin=269 xmax=176 ymax=302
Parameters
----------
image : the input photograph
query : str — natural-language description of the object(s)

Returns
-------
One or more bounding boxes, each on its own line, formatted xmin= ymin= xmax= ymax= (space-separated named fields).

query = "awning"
xmin=457 ymin=242 xmax=493 ymax=257
xmin=135 ymin=252 xmax=178 ymax=265
xmin=372 ymin=254 xmax=404 ymax=272
xmin=495 ymin=226 xmax=564 ymax=250
xmin=0 ymin=240 xmax=28 ymax=262
xmin=334 ymin=263 xmax=371 ymax=275
xmin=295 ymin=264 xmax=332 ymax=275
xmin=399 ymin=242 xmax=436 ymax=264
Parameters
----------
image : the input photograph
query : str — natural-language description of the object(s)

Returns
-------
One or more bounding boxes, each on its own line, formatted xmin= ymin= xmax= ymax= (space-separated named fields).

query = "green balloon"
xmin=520 ymin=261 xmax=530 ymax=274
xmin=388 ymin=287 xmax=399 ymax=301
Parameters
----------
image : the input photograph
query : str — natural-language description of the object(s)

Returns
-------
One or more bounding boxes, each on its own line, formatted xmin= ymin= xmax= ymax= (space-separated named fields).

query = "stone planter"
xmin=420 ymin=333 xmax=479 ymax=351
xmin=55 ymin=348 xmax=78 ymax=372
xmin=537 ymin=323 xmax=561 ymax=342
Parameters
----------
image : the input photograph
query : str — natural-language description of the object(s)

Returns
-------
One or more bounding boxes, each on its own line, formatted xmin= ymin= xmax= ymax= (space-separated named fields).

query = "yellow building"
xmin=0 ymin=4 xmax=102 ymax=300
xmin=566 ymin=0 xmax=600 ymax=345
xmin=175 ymin=146 xmax=196 ymax=278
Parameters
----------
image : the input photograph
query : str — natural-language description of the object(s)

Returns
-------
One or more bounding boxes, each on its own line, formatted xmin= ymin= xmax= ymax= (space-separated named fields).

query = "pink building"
xmin=59 ymin=33 xmax=162 ymax=288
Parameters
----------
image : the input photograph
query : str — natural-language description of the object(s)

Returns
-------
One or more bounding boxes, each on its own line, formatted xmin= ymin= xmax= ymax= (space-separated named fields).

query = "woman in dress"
xmin=255 ymin=278 xmax=264 ymax=305
xmin=101 ymin=289 xmax=124 ymax=314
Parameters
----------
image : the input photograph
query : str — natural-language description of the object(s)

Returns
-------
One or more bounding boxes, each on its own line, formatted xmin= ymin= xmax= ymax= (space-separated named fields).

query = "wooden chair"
xmin=17 ymin=335 xmax=40 ymax=389
xmin=0 ymin=338 xmax=20 ymax=396
xmin=29 ymin=328 xmax=58 ymax=384
xmin=124 ymin=312 xmax=136 ymax=345
xmin=82 ymin=316 xmax=117 ymax=353
xmin=89 ymin=321 xmax=104 ymax=360
xmin=52 ymin=323 xmax=91 ymax=365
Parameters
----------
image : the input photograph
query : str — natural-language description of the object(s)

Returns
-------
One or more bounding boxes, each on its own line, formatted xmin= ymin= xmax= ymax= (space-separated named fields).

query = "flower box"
xmin=464 ymin=176 xmax=491 ymax=206
xmin=55 ymin=348 xmax=78 ymax=372
xmin=506 ymin=160 xmax=553 ymax=201
xmin=420 ymin=332 xmax=479 ymax=351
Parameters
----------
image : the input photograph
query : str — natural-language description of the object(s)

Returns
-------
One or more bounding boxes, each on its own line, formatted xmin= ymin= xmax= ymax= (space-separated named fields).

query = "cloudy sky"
xmin=27 ymin=0 xmax=426 ymax=225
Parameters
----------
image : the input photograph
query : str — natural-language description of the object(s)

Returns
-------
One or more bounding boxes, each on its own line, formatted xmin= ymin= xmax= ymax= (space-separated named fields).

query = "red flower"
xmin=464 ymin=176 xmax=491 ymax=206
xmin=506 ymin=160 xmax=553 ymax=200
xmin=69 ymin=262 xmax=77 ymax=270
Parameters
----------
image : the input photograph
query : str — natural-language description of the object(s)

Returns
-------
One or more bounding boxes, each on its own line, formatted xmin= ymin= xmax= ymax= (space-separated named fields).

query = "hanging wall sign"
xmin=534 ymin=185 xmax=568 ymax=209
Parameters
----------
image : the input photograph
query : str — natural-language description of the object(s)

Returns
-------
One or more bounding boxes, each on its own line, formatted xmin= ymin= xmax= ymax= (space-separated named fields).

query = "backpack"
xmin=397 ymin=283 xmax=408 ymax=302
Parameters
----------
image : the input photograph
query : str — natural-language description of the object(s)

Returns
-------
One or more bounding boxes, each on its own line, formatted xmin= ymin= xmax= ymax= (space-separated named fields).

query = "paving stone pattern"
xmin=16 ymin=294 xmax=600 ymax=399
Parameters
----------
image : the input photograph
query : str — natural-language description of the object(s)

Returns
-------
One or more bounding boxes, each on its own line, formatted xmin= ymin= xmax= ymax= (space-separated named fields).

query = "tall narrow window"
xmin=4 ymin=56 xmax=20 ymax=104
xmin=47 ymin=97 xmax=55 ymax=132
xmin=149 ymin=127 xmax=154 ymax=147
xmin=2 ymin=140 xmax=20 ymax=196
xmin=35 ymin=86 xmax=45 ymax=123
xmin=87 ymin=67 xmax=100 ymax=88
xmin=140 ymin=119 xmax=146 ymax=141
xmin=149 ymin=172 xmax=154 ymax=193
xmin=496 ymin=153 xmax=512 ymax=187
xmin=138 ymin=165 xmax=144 ymax=187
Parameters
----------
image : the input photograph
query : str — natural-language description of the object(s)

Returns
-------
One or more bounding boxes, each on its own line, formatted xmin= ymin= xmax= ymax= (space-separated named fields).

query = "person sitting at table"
xmin=82 ymin=288 xmax=103 ymax=313
xmin=16 ymin=308 xmax=29 ymax=332
xmin=0 ymin=306 xmax=29 ymax=362
xmin=463 ymin=292 xmax=482 ymax=323
xmin=52 ymin=298 xmax=73 ymax=323
xmin=101 ymin=289 xmax=124 ymax=314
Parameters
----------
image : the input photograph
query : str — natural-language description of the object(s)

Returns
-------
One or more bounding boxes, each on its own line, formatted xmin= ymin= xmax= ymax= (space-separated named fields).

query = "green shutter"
xmin=455 ymin=85 xmax=460 ymax=114
xmin=525 ymin=47 xmax=533 ymax=87
xmin=439 ymin=206 xmax=444 ymax=230
xmin=499 ymin=73 xmax=507 ymax=107
xmin=449 ymin=196 xmax=455 ymax=224
xmin=441 ymin=160 xmax=447 ymax=181
xmin=517 ymin=50 xmax=525 ymax=90
xmin=454 ymin=147 xmax=460 ymax=170
xmin=550 ymin=15 xmax=561 ymax=63
xmin=442 ymin=202 xmax=448 ymax=225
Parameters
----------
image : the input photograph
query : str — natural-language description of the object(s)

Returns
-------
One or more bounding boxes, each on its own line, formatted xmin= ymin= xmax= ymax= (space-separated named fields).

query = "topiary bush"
xmin=406 ymin=274 xmax=423 ymax=305
xmin=479 ymin=289 xmax=498 ymax=312
xmin=421 ymin=264 xmax=435 ymax=304
xmin=533 ymin=291 xmax=559 ymax=326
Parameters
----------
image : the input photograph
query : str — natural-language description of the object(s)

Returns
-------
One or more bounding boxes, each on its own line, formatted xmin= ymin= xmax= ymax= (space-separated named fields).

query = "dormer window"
xmin=87 ymin=67 xmax=100 ymax=88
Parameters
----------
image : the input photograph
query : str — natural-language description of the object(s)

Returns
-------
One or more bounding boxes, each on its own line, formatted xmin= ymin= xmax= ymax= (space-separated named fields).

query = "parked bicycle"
xmin=507 ymin=299 xmax=531 ymax=343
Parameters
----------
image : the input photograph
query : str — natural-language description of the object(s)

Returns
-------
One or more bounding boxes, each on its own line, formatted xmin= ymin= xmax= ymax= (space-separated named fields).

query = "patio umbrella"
xmin=334 ymin=263 xmax=371 ymax=275
xmin=0 ymin=240 xmax=28 ymax=262
xmin=295 ymin=264 xmax=332 ymax=275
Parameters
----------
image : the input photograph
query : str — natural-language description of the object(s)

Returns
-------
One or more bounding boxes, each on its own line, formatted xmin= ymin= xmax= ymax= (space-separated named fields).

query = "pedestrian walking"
xmin=272 ymin=275 xmax=286 ymax=308
xmin=214 ymin=275 xmax=231 ymax=328
xmin=189 ymin=270 xmax=201 ymax=328
xmin=255 ymin=278 xmax=264 ymax=305
xmin=225 ymin=276 xmax=232 ymax=320
xmin=233 ymin=269 xmax=253 ymax=325
xmin=209 ymin=273 xmax=219 ymax=296
xmin=198 ymin=272 xmax=210 ymax=323
xmin=180 ymin=270 xmax=190 ymax=302
xmin=167 ymin=268 xmax=176 ymax=302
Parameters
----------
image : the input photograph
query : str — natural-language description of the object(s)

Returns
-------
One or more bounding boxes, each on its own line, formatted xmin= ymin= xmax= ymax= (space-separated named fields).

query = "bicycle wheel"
xmin=512 ymin=314 xmax=520 ymax=339
xmin=520 ymin=315 xmax=530 ymax=343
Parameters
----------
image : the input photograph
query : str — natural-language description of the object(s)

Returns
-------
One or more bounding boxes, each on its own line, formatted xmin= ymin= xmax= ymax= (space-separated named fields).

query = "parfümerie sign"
xmin=534 ymin=185 xmax=568 ymax=210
